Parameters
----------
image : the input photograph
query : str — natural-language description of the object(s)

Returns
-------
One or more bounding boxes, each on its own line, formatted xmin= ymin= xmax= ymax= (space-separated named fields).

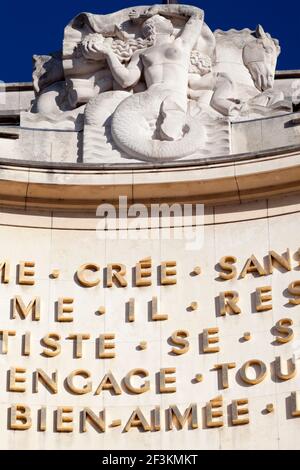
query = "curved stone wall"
xmin=0 ymin=67 xmax=300 ymax=449
xmin=0 ymin=185 xmax=299 ymax=449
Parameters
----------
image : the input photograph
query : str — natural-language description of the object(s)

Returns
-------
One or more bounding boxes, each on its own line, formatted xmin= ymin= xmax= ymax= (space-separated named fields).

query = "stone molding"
xmin=0 ymin=143 xmax=300 ymax=210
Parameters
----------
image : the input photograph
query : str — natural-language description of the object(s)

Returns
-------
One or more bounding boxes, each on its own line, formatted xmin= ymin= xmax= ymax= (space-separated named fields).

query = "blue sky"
xmin=1 ymin=0 xmax=299 ymax=83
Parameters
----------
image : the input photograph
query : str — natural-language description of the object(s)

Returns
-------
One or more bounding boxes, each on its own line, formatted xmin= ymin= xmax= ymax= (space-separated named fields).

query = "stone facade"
xmin=0 ymin=4 xmax=300 ymax=450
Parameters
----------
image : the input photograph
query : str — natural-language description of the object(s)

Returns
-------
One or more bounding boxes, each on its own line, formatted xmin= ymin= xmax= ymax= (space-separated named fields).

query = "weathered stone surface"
xmin=0 ymin=4 xmax=299 ymax=167
xmin=2 ymin=4 xmax=295 ymax=165
xmin=0 ymin=6 xmax=300 ymax=452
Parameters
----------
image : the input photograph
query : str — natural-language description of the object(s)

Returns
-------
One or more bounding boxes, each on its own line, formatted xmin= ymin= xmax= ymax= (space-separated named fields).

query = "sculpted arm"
xmin=142 ymin=4 xmax=204 ymax=49
xmin=178 ymin=6 xmax=204 ymax=49
xmin=105 ymin=50 xmax=143 ymax=88
xmin=82 ymin=39 xmax=143 ymax=89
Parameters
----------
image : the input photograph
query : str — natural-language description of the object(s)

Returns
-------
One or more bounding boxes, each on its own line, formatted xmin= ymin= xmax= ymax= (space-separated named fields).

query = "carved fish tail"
xmin=111 ymin=91 xmax=207 ymax=161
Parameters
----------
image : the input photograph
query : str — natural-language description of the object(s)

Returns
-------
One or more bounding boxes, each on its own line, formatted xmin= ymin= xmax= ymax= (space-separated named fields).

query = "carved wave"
xmin=21 ymin=110 xmax=84 ymax=132
xmin=83 ymin=105 xmax=231 ymax=163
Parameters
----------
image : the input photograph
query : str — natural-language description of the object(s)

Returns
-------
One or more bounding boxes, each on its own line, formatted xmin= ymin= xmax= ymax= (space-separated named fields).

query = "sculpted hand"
xmin=144 ymin=5 xmax=161 ymax=17
xmin=114 ymin=24 xmax=130 ymax=41
xmin=142 ymin=4 xmax=203 ymax=20
xmin=143 ymin=4 xmax=183 ymax=18
xmin=178 ymin=5 xmax=203 ymax=18
xmin=129 ymin=6 xmax=162 ymax=20
xmin=82 ymin=35 xmax=110 ymax=61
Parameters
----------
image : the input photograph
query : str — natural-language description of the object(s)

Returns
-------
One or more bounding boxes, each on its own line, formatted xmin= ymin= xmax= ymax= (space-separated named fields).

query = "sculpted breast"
xmin=164 ymin=46 xmax=183 ymax=61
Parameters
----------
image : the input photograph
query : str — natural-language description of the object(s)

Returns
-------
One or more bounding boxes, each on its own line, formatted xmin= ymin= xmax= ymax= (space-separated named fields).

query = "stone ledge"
xmin=0 ymin=142 xmax=299 ymax=170
xmin=0 ymin=145 xmax=299 ymax=210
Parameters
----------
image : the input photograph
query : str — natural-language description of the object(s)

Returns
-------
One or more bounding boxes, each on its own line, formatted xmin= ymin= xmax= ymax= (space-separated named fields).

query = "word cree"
xmin=0 ymin=259 xmax=177 ymax=287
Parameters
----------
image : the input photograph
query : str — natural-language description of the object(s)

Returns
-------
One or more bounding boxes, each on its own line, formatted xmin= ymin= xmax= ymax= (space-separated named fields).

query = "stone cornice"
xmin=0 ymin=144 xmax=300 ymax=211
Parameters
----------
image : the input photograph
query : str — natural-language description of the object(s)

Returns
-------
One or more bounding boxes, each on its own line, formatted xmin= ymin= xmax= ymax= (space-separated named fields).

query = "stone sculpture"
xmin=21 ymin=4 xmax=298 ymax=163
xmin=211 ymin=26 xmax=291 ymax=118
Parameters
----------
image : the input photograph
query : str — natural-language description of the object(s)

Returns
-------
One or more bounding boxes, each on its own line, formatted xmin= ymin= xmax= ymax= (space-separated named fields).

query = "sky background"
xmin=1 ymin=0 xmax=299 ymax=83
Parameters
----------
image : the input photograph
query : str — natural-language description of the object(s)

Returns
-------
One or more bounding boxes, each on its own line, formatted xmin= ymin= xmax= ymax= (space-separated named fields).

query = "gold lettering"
xmin=0 ymin=330 xmax=16 ymax=354
xmin=203 ymin=328 xmax=220 ymax=353
xmin=159 ymin=368 xmax=176 ymax=393
xmin=256 ymin=286 xmax=272 ymax=312
xmin=240 ymin=255 xmax=266 ymax=278
xmin=275 ymin=318 xmax=294 ymax=343
xmin=98 ymin=333 xmax=115 ymax=359
xmin=18 ymin=261 xmax=35 ymax=285
xmin=0 ymin=260 xmax=10 ymax=283
xmin=56 ymin=407 xmax=73 ymax=432
xmin=161 ymin=261 xmax=177 ymax=285
xmin=232 ymin=398 xmax=249 ymax=425
xmin=153 ymin=406 xmax=161 ymax=431
xmin=124 ymin=408 xmax=151 ymax=432
xmin=206 ymin=396 xmax=223 ymax=428
xmin=68 ymin=333 xmax=90 ymax=359
xmin=10 ymin=405 xmax=31 ymax=430
xmin=76 ymin=263 xmax=100 ymax=287
xmin=66 ymin=369 xmax=92 ymax=395
xmin=82 ymin=408 xmax=106 ymax=432
xmin=291 ymin=392 xmax=300 ymax=417
xmin=268 ymin=249 xmax=291 ymax=274
xmin=13 ymin=296 xmax=40 ymax=321
xmin=39 ymin=407 xmax=47 ymax=432
xmin=275 ymin=356 xmax=296 ymax=380
xmin=22 ymin=332 xmax=31 ymax=356
xmin=219 ymin=291 xmax=241 ymax=316
xmin=288 ymin=280 xmax=300 ymax=305
xmin=124 ymin=368 xmax=150 ymax=394
xmin=41 ymin=333 xmax=61 ymax=357
xmin=107 ymin=264 xmax=127 ymax=287
xmin=95 ymin=371 xmax=122 ymax=395
xmin=57 ymin=297 xmax=74 ymax=322
xmin=128 ymin=298 xmax=135 ymax=322
xmin=151 ymin=296 xmax=168 ymax=321
xmin=34 ymin=369 xmax=58 ymax=394
xmin=218 ymin=256 xmax=237 ymax=280
xmin=170 ymin=330 xmax=190 ymax=355
xmin=167 ymin=404 xmax=198 ymax=430
xmin=239 ymin=359 xmax=267 ymax=385
xmin=9 ymin=367 xmax=26 ymax=392
xmin=136 ymin=258 xmax=152 ymax=287
xmin=214 ymin=363 xmax=236 ymax=389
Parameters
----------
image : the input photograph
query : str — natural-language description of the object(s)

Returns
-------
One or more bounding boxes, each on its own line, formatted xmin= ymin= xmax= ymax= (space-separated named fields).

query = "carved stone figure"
xmin=76 ymin=4 xmax=224 ymax=162
xmin=21 ymin=4 xmax=299 ymax=163
xmin=211 ymin=26 xmax=291 ymax=118
xmin=82 ymin=5 xmax=210 ymax=160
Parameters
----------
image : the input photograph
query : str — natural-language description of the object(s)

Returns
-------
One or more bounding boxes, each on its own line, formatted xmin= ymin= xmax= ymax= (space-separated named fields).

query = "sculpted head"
xmin=142 ymin=15 xmax=174 ymax=41
xmin=243 ymin=25 xmax=280 ymax=92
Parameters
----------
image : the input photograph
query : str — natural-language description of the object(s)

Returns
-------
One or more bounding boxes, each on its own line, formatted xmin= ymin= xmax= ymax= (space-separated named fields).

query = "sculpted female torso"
xmin=141 ymin=40 xmax=191 ymax=93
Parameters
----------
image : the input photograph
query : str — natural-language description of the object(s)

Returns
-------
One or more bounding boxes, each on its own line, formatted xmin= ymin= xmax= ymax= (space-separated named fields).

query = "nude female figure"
xmin=82 ymin=4 xmax=204 ymax=142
